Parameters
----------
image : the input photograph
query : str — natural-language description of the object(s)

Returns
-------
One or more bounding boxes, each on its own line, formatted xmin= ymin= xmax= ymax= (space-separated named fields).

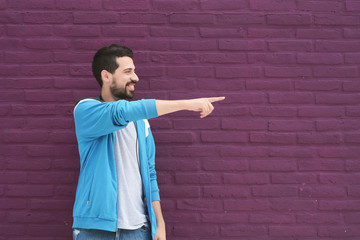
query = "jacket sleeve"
xmin=74 ymin=99 xmax=158 ymax=139
xmin=145 ymin=120 xmax=160 ymax=202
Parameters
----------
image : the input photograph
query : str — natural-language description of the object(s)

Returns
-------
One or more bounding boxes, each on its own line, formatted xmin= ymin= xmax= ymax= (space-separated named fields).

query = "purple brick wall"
xmin=1 ymin=0 xmax=360 ymax=239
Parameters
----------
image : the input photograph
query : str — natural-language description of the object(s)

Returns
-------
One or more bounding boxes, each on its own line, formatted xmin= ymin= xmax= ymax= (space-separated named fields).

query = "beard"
xmin=110 ymin=80 xmax=136 ymax=100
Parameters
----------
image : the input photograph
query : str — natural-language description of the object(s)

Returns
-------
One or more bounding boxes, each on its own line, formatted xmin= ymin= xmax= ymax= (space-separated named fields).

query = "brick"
xmin=221 ymin=146 xmax=268 ymax=157
xmin=200 ymin=27 xmax=246 ymax=38
xmin=103 ymin=0 xmax=148 ymax=10
xmin=0 ymin=90 xmax=24 ymax=102
xmin=218 ymin=13 xmax=264 ymax=24
xmin=271 ymin=199 xmax=317 ymax=211
xmin=253 ymin=186 xmax=298 ymax=197
xmin=297 ymin=28 xmax=342 ymax=39
xmin=69 ymin=65 xmax=92 ymax=77
xmin=152 ymin=0 xmax=198 ymax=11
xmin=4 ymin=130 xmax=48 ymax=143
xmin=265 ymin=67 xmax=312 ymax=77
xmin=26 ymin=224 xmax=70 ymax=237
xmin=316 ymin=40 xmax=360 ymax=52
xmin=251 ymin=106 xmax=296 ymax=117
xmin=5 ymin=52 xmax=52 ymax=64
xmin=22 ymin=65 xmax=68 ymax=77
xmin=6 ymin=185 xmax=53 ymax=197
xmin=320 ymin=200 xmax=360 ymax=211
xmin=209 ymin=106 xmax=248 ymax=117
xmin=201 ymin=131 xmax=247 ymax=143
xmin=0 ymin=39 xmax=21 ymax=50
xmin=246 ymin=80 xmax=292 ymax=91
xmin=314 ymin=14 xmax=360 ymax=25
xmin=175 ymin=173 xmax=221 ymax=184
xmin=8 ymin=0 xmax=55 ymax=9
xmin=202 ymin=213 xmax=247 ymax=223
xmin=150 ymin=27 xmax=196 ymax=37
xmin=296 ymin=80 xmax=341 ymax=92
xmin=221 ymin=225 xmax=267 ymax=237
xmin=203 ymin=186 xmax=250 ymax=198
xmin=250 ymin=160 xmax=297 ymax=172
xmin=250 ymin=133 xmax=296 ymax=144
xmin=320 ymin=173 xmax=360 ymax=185
xmin=177 ymin=199 xmax=223 ymax=212
xmin=216 ymin=67 xmax=262 ymax=78
xmin=0 ymin=199 xmax=27 ymax=210
xmin=318 ymin=226 xmax=360 ymax=238
xmin=222 ymin=119 xmax=267 ymax=130
xmin=319 ymin=147 xmax=360 ymax=158
xmin=0 ymin=172 xmax=27 ymax=184
xmin=156 ymin=158 xmax=200 ymax=171
xmin=6 ymin=78 xmax=53 ymax=89
xmin=199 ymin=53 xmax=246 ymax=63
xmin=343 ymin=81 xmax=360 ymax=92
xmin=172 ymin=146 xmax=219 ymax=157
xmin=219 ymin=40 xmax=265 ymax=51
xmin=200 ymin=0 xmax=248 ymax=10
xmin=170 ymin=13 xmax=215 ymax=24
xmin=345 ymin=133 xmax=360 ymax=143
xmin=224 ymin=173 xmax=269 ymax=185
xmin=160 ymin=186 xmax=201 ymax=198
xmin=224 ymin=199 xmax=269 ymax=211
xmin=297 ymin=53 xmax=343 ymax=64
xmin=154 ymin=132 xmax=194 ymax=144
xmin=54 ymin=25 xmax=100 ymax=37
xmin=346 ymin=160 xmax=360 ymax=172
xmin=345 ymin=52 xmax=360 ymax=63
xmin=344 ymin=212 xmax=360 ymax=223
xmin=248 ymin=27 xmax=295 ymax=38
xmin=197 ymin=79 xmax=245 ymax=91
xmin=297 ymin=1 xmax=343 ymax=12
xmin=298 ymin=107 xmax=344 ymax=117
xmin=56 ymin=0 xmax=102 ymax=10
xmin=167 ymin=66 xmax=214 ymax=77
xmin=269 ymin=40 xmax=312 ymax=51
xmin=121 ymin=13 xmax=167 ymax=24
xmin=25 ymin=39 xmax=70 ymax=49
xmin=344 ymin=28 xmax=360 ymax=38
xmin=73 ymin=12 xmax=118 ymax=24
xmin=165 ymin=212 xmax=200 ymax=223
xmin=174 ymin=224 xmax=218 ymax=237
xmin=297 ymin=133 xmax=341 ymax=144
xmin=150 ymin=79 xmax=197 ymax=91
xmin=314 ymin=67 xmax=358 ymax=78
xmin=103 ymin=26 xmax=148 ymax=37
xmin=151 ymin=53 xmax=198 ymax=63
xmin=297 ymin=213 xmax=343 ymax=224
xmin=0 ymin=12 xmax=22 ymax=23
xmin=173 ymin=119 xmax=219 ymax=130
xmin=269 ymin=92 xmax=314 ymax=104
xmin=250 ymin=0 xmax=296 ymax=11
xmin=269 ymin=226 xmax=316 ymax=237
xmin=298 ymin=159 xmax=344 ymax=171
xmin=267 ymin=14 xmax=312 ymax=25
xmin=346 ymin=107 xmax=360 ymax=117
xmin=0 ymin=224 xmax=25 ymax=236
xmin=346 ymin=0 xmax=360 ymax=11
xmin=269 ymin=147 xmax=315 ymax=158
xmin=7 ymin=211 xmax=54 ymax=223
xmin=316 ymin=93 xmax=360 ymax=104
xmin=248 ymin=53 xmax=295 ymax=64
xmin=250 ymin=213 xmax=293 ymax=223
xmin=203 ymin=160 xmax=248 ymax=171
xmin=7 ymin=25 xmax=52 ymax=37
xmin=24 ymin=12 xmax=72 ymax=23
xmin=170 ymin=40 xmax=217 ymax=51
xmin=300 ymin=186 xmax=346 ymax=198
xmin=54 ymin=52 xmax=92 ymax=63
xmin=271 ymin=173 xmax=317 ymax=184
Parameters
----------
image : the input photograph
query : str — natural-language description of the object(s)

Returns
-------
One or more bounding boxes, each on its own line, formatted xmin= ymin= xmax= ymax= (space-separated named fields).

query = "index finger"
xmin=208 ymin=96 xmax=226 ymax=103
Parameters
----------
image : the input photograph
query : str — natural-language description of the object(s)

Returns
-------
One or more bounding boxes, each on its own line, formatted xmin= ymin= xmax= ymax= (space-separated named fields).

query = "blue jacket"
xmin=72 ymin=96 xmax=160 ymax=239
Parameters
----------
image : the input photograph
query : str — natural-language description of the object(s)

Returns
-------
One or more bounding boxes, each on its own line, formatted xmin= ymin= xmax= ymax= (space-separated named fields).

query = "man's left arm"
xmin=152 ymin=200 xmax=166 ymax=240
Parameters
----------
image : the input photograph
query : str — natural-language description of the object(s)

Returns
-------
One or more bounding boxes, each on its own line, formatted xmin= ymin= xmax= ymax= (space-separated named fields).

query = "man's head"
xmin=92 ymin=44 xmax=139 ymax=100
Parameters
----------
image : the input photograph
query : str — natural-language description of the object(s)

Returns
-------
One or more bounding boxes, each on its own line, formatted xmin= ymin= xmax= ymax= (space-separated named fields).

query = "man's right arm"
xmin=156 ymin=97 xmax=225 ymax=119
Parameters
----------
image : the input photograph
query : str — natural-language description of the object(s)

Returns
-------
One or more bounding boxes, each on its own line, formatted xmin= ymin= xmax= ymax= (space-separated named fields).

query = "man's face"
xmin=108 ymin=56 xmax=139 ymax=100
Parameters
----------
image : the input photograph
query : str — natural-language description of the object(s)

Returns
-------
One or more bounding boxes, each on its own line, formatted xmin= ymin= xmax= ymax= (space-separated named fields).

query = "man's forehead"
xmin=116 ymin=56 xmax=135 ymax=69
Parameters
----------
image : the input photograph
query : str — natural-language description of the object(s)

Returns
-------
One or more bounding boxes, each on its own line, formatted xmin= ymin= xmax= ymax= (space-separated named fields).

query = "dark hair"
xmin=92 ymin=44 xmax=133 ymax=87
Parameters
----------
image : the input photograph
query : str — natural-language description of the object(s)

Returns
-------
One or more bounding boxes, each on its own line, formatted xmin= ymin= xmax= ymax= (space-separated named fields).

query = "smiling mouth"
xmin=127 ymin=83 xmax=136 ymax=91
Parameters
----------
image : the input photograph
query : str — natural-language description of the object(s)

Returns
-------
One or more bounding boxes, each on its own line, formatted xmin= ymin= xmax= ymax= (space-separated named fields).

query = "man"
xmin=72 ymin=44 xmax=224 ymax=240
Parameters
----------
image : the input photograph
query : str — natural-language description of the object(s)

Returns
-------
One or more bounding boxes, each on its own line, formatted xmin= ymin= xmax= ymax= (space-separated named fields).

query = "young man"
xmin=72 ymin=44 xmax=224 ymax=240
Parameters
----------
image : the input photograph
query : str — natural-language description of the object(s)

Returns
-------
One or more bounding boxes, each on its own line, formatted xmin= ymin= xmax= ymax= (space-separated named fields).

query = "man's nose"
xmin=131 ymin=72 xmax=139 ymax=82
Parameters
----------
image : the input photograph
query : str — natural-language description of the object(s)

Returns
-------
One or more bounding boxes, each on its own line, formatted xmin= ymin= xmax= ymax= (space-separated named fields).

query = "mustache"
xmin=126 ymin=81 xmax=137 ymax=86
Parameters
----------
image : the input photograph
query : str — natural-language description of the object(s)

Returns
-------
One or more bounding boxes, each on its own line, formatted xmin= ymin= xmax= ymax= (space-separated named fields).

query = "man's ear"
xmin=101 ymin=70 xmax=111 ymax=85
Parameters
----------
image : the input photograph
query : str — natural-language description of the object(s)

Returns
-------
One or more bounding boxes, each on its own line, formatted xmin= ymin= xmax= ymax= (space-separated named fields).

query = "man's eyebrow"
xmin=123 ymin=67 xmax=135 ymax=71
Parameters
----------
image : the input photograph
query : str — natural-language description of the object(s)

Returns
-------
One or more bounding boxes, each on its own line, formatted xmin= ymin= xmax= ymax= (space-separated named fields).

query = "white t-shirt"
xmin=113 ymin=122 xmax=148 ymax=229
